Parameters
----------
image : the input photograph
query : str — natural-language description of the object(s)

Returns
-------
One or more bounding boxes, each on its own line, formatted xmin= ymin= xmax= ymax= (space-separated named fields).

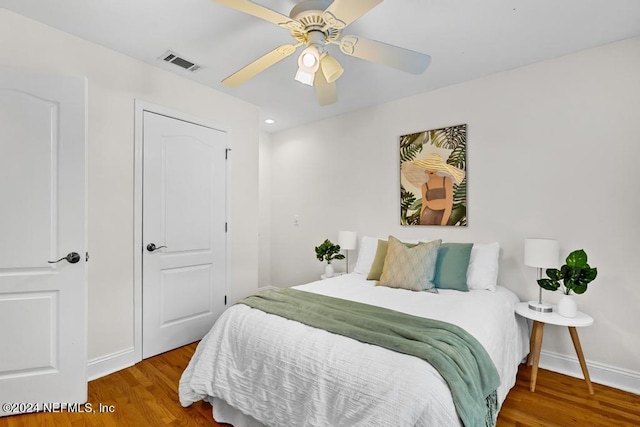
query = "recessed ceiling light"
xmin=264 ymin=119 xmax=275 ymax=124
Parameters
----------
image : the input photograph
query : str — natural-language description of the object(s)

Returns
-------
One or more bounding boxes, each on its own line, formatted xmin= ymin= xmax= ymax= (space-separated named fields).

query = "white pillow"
xmin=467 ymin=242 xmax=500 ymax=291
xmin=353 ymin=236 xmax=382 ymax=275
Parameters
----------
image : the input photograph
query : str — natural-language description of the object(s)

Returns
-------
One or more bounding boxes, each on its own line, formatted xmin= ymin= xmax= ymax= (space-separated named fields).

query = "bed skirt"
xmin=211 ymin=397 xmax=267 ymax=427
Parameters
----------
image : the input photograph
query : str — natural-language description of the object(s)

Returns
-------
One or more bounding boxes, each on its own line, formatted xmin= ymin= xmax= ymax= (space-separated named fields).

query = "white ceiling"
xmin=3 ymin=0 xmax=640 ymax=132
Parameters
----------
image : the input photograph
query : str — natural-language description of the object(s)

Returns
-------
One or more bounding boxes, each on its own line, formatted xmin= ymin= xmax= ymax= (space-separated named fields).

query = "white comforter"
xmin=179 ymin=274 xmax=529 ymax=427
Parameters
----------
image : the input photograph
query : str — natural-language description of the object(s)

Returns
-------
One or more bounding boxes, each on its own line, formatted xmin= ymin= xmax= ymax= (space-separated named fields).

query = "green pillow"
xmin=434 ymin=243 xmax=473 ymax=291
xmin=367 ymin=240 xmax=388 ymax=281
xmin=377 ymin=236 xmax=441 ymax=292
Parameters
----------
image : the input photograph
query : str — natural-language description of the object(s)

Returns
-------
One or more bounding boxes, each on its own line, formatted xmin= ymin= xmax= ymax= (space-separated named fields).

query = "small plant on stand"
xmin=537 ymin=249 xmax=598 ymax=317
xmin=315 ymin=239 xmax=345 ymax=278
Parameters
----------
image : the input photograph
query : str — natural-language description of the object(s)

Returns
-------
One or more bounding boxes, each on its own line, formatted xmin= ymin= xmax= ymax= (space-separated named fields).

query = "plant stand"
xmin=515 ymin=302 xmax=594 ymax=395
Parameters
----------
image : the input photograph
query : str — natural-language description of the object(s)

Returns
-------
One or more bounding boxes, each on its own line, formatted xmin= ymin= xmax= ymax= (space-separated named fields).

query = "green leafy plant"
xmin=315 ymin=239 xmax=345 ymax=264
xmin=537 ymin=249 xmax=598 ymax=295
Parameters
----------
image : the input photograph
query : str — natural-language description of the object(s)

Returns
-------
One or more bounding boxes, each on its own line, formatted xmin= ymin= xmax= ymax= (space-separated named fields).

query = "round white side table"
xmin=515 ymin=302 xmax=594 ymax=394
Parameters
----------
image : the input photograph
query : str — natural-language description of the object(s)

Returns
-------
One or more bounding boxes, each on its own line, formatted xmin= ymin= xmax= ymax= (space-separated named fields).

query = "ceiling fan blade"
xmin=315 ymin=69 xmax=337 ymax=106
xmin=211 ymin=0 xmax=300 ymax=28
xmin=323 ymin=0 xmax=383 ymax=29
xmin=339 ymin=35 xmax=431 ymax=74
xmin=222 ymin=44 xmax=299 ymax=87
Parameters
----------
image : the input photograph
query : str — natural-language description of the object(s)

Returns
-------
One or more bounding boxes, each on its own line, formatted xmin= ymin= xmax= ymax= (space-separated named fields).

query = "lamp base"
xmin=528 ymin=300 xmax=553 ymax=313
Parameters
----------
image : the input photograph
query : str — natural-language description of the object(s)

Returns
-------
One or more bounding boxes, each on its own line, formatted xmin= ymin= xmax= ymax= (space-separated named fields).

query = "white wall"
xmin=258 ymin=132 xmax=272 ymax=287
xmin=267 ymin=36 xmax=640 ymax=377
xmin=0 ymin=10 xmax=261 ymax=361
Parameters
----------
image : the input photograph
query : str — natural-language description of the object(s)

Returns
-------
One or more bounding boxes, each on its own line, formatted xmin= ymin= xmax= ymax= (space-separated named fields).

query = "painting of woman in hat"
xmin=401 ymin=153 xmax=466 ymax=226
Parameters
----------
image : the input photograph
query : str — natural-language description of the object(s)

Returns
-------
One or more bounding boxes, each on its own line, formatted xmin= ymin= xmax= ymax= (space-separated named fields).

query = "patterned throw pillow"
xmin=377 ymin=236 xmax=442 ymax=292
xmin=367 ymin=239 xmax=419 ymax=281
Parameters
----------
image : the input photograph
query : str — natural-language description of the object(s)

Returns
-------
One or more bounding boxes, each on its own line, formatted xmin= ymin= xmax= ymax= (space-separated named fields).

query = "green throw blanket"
xmin=238 ymin=288 xmax=500 ymax=427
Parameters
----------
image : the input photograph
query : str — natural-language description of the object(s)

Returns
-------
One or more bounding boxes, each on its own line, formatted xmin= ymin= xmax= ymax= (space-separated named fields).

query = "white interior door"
xmin=0 ymin=69 xmax=87 ymax=415
xmin=142 ymin=111 xmax=227 ymax=359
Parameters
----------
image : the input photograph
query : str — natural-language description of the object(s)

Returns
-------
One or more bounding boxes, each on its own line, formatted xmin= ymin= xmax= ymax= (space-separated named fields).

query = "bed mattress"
xmin=179 ymin=274 xmax=529 ymax=427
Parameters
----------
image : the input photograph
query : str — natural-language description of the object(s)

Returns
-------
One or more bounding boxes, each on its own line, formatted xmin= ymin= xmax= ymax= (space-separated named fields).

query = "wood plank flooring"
xmin=498 ymin=365 xmax=640 ymax=427
xmin=2 ymin=342 xmax=638 ymax=426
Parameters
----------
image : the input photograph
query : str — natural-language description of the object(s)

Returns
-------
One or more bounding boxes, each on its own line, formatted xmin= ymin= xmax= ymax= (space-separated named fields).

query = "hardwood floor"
xmin=498 ymin=364 xmax=640 ymax=427
xmin=2 ymin=342 xmax=639 ymax=426
xmin=1 ymin=342 xmax=227 ymax=427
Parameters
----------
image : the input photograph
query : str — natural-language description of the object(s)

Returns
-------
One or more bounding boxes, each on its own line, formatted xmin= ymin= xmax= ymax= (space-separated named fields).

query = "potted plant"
xmin=315 ymin=239 xmax=345 ymax=278
xmin=537 ymin=249 xmax=598 ymax=317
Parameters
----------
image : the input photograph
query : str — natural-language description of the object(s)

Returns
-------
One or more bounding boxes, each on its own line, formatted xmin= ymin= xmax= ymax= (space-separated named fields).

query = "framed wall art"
xmin=400 ymin=124 xmax=467 ymax=226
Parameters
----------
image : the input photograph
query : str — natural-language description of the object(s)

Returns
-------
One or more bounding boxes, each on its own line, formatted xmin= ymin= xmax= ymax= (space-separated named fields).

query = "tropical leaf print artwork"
xmin=400 ymin=124 xmax=467 ymax=226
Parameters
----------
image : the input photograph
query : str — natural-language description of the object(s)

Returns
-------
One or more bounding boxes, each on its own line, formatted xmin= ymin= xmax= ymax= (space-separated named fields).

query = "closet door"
xmin=142 ymin=111 xmax=227 ymax=358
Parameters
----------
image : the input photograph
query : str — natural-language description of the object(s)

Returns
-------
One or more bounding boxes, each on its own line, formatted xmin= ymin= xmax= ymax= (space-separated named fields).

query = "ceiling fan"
xmin=213 ymin=0 xmax=431 ymax=106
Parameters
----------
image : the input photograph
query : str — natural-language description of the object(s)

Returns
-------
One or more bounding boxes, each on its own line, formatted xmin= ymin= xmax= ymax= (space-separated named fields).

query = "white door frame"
xmin=133 ymin=100 xmax=231 ymax=362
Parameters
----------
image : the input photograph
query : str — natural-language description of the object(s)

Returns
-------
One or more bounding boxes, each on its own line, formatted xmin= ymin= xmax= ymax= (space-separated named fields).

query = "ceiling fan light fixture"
xmin=294 ymin=68 xmax=315 ymax=86
xmin=320 ymin=54 xmax=344 ymax=83
xmin=297 ymin=46 xmax=320 ymax=73
xmin=301 ymin=52 xmax=317 ymax=68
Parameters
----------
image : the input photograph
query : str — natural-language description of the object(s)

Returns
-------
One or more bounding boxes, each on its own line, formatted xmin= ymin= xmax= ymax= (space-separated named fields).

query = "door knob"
xmin=48 ymin=252 xmax=81 ymax=264
xmin=146 ymin=243 xmax=167 ymax=252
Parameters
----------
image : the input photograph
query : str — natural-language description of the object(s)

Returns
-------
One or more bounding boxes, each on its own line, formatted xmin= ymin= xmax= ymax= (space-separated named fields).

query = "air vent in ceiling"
xmin=160 ymin=51 xmax=201 ymax=72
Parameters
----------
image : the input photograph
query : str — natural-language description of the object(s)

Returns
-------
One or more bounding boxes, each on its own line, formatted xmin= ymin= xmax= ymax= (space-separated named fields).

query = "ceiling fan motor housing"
xmin=289 ymin=0 xmax=332 ymax=20
xmin=287 ymin=0 xmax=340 ymax=45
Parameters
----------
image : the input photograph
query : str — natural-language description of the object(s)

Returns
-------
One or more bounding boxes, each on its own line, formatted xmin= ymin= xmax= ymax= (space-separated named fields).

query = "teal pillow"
xmin=434 ymin=243 xmax=473 ymax=291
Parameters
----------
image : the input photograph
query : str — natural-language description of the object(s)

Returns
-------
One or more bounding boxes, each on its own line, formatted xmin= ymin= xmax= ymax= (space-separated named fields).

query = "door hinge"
xmin=225 ymin=222 xmax=228 ymax=232
xmin=224 ymin=295 xmax=227 ymax=305
xmin=225 ymin=148 xmax=231 ymax=159
xmin=86 ymin=252 xmax=90 ymax=262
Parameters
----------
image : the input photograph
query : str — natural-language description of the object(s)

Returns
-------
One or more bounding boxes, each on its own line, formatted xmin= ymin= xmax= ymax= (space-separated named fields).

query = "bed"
xmin=179 ymin=240 xmax=529 ymax=427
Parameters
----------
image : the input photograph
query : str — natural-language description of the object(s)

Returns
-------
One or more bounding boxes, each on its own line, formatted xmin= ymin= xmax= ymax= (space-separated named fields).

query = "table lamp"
xmin=338 ymin=231 xmax=357 ymax=273
xmin=524 ymin=238 xmax=559 ymax=313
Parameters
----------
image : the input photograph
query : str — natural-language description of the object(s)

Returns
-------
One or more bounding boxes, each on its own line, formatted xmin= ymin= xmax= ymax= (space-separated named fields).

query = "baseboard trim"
xmin=539 ymin=350 xmax=640 ymax=395
xmin=87 ymin=347 xmax=137 ymax=381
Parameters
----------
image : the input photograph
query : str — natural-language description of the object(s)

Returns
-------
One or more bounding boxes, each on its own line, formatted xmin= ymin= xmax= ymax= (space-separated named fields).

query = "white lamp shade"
xmin=297 ymin=46 xmax=320 ymax=73
xmin=524 ymin=238 xmax=559 ymax=268
xmin=338 ymin=231 xmax=357 ymax=250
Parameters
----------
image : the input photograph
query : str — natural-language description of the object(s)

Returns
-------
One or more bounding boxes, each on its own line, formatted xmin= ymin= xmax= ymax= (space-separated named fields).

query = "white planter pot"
xmin=557 ymin=294 xmax=577 ymax=318
xmin=324 ymin=263 xmax=334 ymax=278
